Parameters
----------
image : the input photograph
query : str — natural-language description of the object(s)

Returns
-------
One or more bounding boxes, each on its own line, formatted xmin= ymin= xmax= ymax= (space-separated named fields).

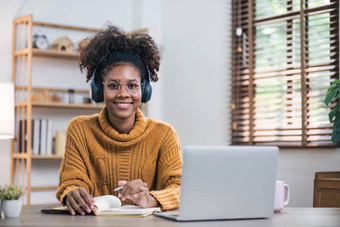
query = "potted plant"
xmin=0 ymin=184 xmax=24 ymax=218
xmin=324 ymin=79 xmax=340 ymax=145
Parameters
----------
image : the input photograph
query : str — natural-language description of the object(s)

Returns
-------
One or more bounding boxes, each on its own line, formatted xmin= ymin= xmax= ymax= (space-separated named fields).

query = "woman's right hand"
xmin=65 ymin=187 xmax=95 ymax=216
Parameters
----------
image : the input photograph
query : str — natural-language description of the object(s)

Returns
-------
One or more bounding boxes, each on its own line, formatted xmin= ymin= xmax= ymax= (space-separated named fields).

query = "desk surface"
xmin=1 ymin=206 xmax=340 ymax=227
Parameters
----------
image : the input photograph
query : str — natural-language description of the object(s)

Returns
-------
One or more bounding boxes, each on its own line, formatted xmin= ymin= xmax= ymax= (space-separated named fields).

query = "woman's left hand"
xmin=117 ymin=179 xmax=158 ymax=208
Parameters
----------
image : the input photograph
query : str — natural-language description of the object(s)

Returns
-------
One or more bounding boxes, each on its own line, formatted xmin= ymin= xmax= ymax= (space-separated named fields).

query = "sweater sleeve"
xmin=149 ymin=126 xmax=182 ymax=211
xmin=56 ymin=118 xmax=94 ymax=205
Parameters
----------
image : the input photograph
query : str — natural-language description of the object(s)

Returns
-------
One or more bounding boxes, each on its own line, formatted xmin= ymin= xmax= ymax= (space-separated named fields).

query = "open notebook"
xmin=41 ymin=195 xmax=160 ymax=217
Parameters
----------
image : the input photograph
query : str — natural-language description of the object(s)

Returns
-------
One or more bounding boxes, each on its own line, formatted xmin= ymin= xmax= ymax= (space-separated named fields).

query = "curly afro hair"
xmin=79 ymin=25 xmax=161 ymax=83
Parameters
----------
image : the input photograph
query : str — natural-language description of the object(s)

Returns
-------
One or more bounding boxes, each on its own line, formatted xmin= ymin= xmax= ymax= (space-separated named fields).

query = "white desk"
xmin=1 ymin=206 xmax=340 ymax=226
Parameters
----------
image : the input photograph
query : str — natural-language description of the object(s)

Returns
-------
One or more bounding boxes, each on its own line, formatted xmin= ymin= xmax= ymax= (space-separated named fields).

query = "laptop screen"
xmin=177 ymin=146 xmax=278 ymax=221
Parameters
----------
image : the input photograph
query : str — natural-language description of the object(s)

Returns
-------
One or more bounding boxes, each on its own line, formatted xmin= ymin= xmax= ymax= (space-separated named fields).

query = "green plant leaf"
xmin=328 ymin=85 xmax=338 ymax=93
xmin=0 ymin=184 xmax=24 ymax=200
xmin=334 ymin=110 xmax=340 ymax=122
xmin=333 ymin=118 xmax=340 ymax=130
xmin=329 ymin=105 xmax=340 ymax=122
xmin=331 ymin=79 xmax=340 ymax=85
xmin=325 ymin=80 xmax=340 ymax=145
xmin=332 ymin=126 xmax=340 ymax=145
xmin=324 ymin=86 xmax=340 ymax=105
xmin=326 ymin=85 xmax=340 ymax=95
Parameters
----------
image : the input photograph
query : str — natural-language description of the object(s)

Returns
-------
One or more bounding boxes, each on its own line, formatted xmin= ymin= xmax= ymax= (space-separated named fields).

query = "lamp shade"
xmin=0 ymin=82 xmax=14 ymax=139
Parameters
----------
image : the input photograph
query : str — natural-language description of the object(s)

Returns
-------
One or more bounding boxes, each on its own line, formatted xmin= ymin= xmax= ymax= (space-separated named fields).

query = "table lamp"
xmin=0 ymin=82 xmax=14 ymax=139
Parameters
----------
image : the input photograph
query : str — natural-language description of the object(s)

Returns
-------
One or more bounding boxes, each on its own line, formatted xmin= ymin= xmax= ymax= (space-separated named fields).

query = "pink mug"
xmin=274 ymin=180 xmax=290 ymax=212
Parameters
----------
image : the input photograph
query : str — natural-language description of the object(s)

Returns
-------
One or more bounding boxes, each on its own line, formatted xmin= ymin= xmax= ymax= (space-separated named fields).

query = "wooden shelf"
xmin=32 ymin=102 xmax=104 ymax=109
xmin=16 ymin=86 xmax=89 ymax=94
xmin=32 ymin=21 xmax=102 ymax=33
xmin=12 ymin=153 xmax=63 ymax=159
xmin=31 ymin=186 xmax=58 ymax=191
xmin=31 ymin=87 xmax=89 ymax=94
xmin=12 ymin=153 xmax=29 ymax=159
xmin=14 ymin=48 xmax=78 ymax=59
xmin=15 ymin=101 xmax=104 ymax=109
xmin=15 ymin=101 xmax=29 ymax=107
xmin=14 ymin=49 xmax=29 ymax=56
xmin=33 ymin=48 xmax=78 ymax=59
xmin=31 ymin=155 xmax=63 ymax=159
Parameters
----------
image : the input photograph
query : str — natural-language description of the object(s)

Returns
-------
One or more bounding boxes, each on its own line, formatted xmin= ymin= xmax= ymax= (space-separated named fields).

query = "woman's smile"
xmin=114 ymin=101 xmax=133 ymax=110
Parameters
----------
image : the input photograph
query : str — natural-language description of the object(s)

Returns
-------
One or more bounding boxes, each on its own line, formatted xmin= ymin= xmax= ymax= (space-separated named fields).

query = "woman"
xmin=56 ymin=25 xmax=182 ymax=216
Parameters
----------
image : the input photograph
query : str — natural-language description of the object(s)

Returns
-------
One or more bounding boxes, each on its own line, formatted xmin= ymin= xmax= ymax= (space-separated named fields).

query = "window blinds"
xmin=231 ymin=0 xmax=339 ymax=147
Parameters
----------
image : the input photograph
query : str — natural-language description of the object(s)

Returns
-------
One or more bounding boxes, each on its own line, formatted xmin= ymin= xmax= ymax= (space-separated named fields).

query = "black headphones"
xmin=90 ymin=53 xmax=152 ymax=103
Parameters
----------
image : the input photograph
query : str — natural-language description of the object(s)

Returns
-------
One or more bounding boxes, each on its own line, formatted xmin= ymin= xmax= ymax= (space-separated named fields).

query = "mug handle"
xmin=283 ymin=184 xmax=290 ymax=206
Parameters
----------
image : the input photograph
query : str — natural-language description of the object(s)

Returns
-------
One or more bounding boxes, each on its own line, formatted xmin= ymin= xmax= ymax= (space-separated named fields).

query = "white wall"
xmin=278 ymin=148 xmax=340 ymax=207
xmin=161 ymin=0 xmax=231 ymax=146
xmin=1 ymin=0 xmax=340 ymax=207
xmin=132 ymin=0 xmax=164 ymax=120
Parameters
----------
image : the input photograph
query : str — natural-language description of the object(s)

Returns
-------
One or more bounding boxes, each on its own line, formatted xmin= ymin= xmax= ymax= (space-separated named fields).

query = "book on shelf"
xmin=18 ymin=118 xmax=55 ymax=156
xmin=32 ymin=119 xmax=41 ymax=155
xmin=18 ymin=119 xmax=37 ymax=153
xmin=39 ymin=119 xmax=47 ymax=155
xmin=46 ymin=119 xmax=53 ymax=156
xmin=18 ymin=119 xmax=28 ymax=153
xmin=41 ymin=195 xmax=161 ymax=217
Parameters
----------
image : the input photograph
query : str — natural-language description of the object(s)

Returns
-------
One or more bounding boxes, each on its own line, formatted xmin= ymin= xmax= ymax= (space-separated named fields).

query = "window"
xmin=231 ymin=0 xmax=339 ymax=147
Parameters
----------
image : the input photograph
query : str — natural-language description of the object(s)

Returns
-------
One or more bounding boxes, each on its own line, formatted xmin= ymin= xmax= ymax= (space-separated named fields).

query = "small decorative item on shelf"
xmin=32 ymin=32 xmax=49 ymax=50
xmin=55 ymin=131 xmax=66 ymax=156
xmin=31 ymin=90 xmax=50 ymax=103
xmin=68 ymin=89 xmax=75 ymax=103
xmin=51 ymin=36 xmax=74 ymax=52
xmin=0 ymin=184 xmax=24 ymax=218
xmin=32 ymin=90 xmax=62 ymax=103
xmin=83 ymin=97 xmax=92 ymax=104
xmin=51 ymin=93 xmax=61 ymax=103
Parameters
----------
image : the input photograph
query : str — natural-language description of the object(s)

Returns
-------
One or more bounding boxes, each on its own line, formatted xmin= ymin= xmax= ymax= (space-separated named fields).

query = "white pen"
xmin=114 ymin=186 xmax=124 ymax=192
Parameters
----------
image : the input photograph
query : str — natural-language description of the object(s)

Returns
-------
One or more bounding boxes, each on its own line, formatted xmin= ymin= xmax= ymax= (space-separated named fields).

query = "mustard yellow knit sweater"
xmin=56 ymin=107 xmax=182 ymax=210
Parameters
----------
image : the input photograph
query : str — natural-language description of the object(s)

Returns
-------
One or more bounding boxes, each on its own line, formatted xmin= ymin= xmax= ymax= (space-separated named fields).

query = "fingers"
xmin=118 ymin=179 xmax=146 ymax=200
xmin=117 ymin=180 xmax=128 ymax=199
xmin=117 ymin=179 xmax=152 ymax=206
xmin=66 ymin=194 xmax=84 ymax=216
xmin=79 ymin=188 xmax=95 ymax=210
xmin=66 ymin=187 xmax=94 ymax=216
xmin=118 ymin=180 xmax=127 ymax=187
xmin=125 ymin=185 xmax=147 ymax=201
xmin=66 ymin=198 xmax=76 ymax=216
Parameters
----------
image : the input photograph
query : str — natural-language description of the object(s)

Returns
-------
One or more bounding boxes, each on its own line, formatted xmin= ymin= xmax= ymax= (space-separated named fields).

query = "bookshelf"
xmin=10 ymin=14 xmax=105 ymax=205
xmin=11 ymin=15 xmax=147 ymax=205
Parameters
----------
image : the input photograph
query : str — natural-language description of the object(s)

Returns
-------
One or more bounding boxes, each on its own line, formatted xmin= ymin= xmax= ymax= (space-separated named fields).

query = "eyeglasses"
xmin=102 ymin=80 xmax=142 ymax=95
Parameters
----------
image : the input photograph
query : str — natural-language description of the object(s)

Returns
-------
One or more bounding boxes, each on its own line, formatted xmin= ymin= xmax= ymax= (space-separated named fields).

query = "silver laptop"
xmin=154 ymin=146 xmax=278 ymax=221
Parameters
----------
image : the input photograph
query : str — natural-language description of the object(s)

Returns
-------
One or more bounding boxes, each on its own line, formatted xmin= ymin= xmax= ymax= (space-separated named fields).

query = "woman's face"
xmin=102 ymin=64 xmax=142 ymax=124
